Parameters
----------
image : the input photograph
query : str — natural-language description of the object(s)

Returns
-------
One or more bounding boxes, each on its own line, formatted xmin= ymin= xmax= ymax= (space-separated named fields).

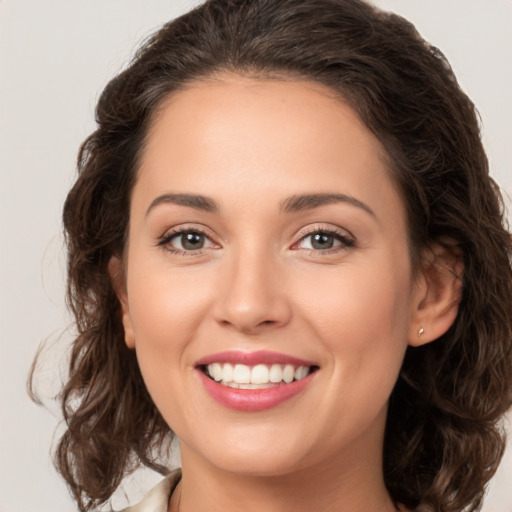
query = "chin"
xmin=181 ymin=423 xmax=316 ymax=477
xmin=212 ymin=449 xmax=311 ymax=477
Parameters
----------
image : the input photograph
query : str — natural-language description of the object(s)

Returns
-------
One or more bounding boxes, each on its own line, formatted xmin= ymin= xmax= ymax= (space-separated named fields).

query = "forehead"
xmin=145 ymin=76 xmax=382 ymax=161
xmin=135 ymin=76 xmax=404 ymax=225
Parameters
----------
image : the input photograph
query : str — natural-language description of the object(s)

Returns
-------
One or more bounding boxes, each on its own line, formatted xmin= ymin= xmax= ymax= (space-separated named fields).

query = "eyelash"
xmin=292 ymin=226 xmax=355 ymax=254
xmin=157 ymin=226 xmax=355 ymax=255
xmin=157 ymin=227 xmax=215 ymax=255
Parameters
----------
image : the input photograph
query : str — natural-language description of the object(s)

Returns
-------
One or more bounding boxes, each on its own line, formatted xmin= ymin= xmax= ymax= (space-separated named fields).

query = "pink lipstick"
xmin=195 ymin=350 xmax=318 ymax=412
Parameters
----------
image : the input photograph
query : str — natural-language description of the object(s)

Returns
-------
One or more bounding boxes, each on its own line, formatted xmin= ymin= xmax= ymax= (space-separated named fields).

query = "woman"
xmin=44 ymin=0 xmax=512 ymax=511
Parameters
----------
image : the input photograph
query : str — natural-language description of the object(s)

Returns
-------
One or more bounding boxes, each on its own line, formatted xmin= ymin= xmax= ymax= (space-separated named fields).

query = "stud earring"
xmin=418 ymin=327 xmax=425 ymax=337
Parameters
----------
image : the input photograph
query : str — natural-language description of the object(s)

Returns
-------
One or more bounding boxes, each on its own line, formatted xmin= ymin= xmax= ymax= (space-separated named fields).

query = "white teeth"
xmin=222 ymin=363 xmax=234 ymax=383
xmin=239 ymin=383 xmax=275 ymax=389
xmin=283 ymin=364 xmax=295 ymax=383
xmin=210 ymin=363 xmax=222 ymax=381
xmin=224 ymin=382 xmax=276 ymax=389
xmin=233 ymin=364 xmax=251 ymax=383
xmin=251 ymin=364 xmax=269 ymax=384
xmin=205 ymin=363 xmax=312 ymax=387
xmin=295 ymin=366 xmax=309 ymax=380
xmin=269 ymin=364 xmax=283 ymax=383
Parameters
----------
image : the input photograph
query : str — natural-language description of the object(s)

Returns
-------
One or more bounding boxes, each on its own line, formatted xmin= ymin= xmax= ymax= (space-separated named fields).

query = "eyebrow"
xmin=145 ymin=192 xmax=376 ymax=219
xmin=280 ymin=193 xmax=376 ymax=218
xmin=146 ymin=193 xmax=218 ymax=216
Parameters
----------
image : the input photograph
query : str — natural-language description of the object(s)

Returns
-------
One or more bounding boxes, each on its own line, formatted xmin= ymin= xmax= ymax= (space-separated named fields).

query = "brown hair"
xmin=33 ymin=0 xmax=512 ymax=510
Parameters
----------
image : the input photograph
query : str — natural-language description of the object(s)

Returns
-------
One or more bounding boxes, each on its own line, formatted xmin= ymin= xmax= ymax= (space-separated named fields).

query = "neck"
xmin=170 ymin=434 xmax=398 ymax=512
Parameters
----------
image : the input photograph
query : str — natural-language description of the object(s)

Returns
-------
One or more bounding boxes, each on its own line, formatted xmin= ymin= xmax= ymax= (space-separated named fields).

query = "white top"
xmin=118 ymin=470 xmax=181 ymax=512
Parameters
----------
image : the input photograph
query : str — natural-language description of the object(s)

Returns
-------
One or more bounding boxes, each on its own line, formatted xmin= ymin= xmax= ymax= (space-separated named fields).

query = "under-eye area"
xmin=199 ymin=363 xmax=320 ymax=389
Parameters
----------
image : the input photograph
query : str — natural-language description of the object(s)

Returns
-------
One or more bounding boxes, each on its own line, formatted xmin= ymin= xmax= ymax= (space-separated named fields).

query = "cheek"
xmin=124 ymin=261 xmax=216 ymax=404
xmin=292 ymin=261 xmax=412 ymax=440
xmin=127 ymin=264 xmax=213 ymax=347
xmin=296 ymin=257 xmax=412 ymax=377
xmin=123 ymin=266 xmax=216 ymax=434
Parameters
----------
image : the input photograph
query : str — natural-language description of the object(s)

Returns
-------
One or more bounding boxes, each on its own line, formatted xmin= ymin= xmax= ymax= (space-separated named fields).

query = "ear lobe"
xmin=108 ymin=256 xmax=135 ymax=349
xmin=409 ymin=243 xmax=463 ymax=347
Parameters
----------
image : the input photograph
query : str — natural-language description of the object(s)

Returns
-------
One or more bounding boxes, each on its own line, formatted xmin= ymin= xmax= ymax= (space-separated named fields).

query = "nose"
xmin=213 ymin=247 xmax=292 ymax=334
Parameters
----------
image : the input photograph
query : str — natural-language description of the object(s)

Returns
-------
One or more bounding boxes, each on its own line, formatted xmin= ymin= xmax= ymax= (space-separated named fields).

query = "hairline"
xmin=126 ymin=68 xmax=419 ymax=269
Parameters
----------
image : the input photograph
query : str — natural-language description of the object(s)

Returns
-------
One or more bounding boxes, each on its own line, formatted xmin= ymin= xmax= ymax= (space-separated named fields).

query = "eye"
xmin=294 ymin=228 xmax=355 ymax=252
xmin=158 ymin=229 xmax=216 ymax=253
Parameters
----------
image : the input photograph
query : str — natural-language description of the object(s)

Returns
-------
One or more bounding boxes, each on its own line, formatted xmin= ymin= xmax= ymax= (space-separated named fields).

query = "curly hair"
xmin=35 ymin=0 xmax=512 ymax=510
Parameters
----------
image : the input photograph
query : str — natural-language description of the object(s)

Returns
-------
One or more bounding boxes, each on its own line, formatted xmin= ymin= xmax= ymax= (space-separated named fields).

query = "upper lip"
xmin=195 ymin=350 xmax=317 ymax=367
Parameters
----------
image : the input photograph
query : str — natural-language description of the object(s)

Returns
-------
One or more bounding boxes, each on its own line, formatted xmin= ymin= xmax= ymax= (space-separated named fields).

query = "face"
xmin=116 ymin=76 xmax=424 ymax=478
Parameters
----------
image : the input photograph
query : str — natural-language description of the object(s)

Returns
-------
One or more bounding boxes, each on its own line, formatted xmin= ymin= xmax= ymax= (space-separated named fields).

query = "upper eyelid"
xmin=295 ymin=223 xmax=355 ymax=240
xmin=156 ymin=222 xmax=354 ymax=248
xmin=160 ymin=223 xmax=215 ymax=238
xmin=157 ymin=225 xmax=218 ymax=248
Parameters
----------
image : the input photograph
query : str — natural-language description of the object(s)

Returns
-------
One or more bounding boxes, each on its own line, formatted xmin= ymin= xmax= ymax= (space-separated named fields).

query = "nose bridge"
xmin=214 ymin=236 xmax=290 ymax=333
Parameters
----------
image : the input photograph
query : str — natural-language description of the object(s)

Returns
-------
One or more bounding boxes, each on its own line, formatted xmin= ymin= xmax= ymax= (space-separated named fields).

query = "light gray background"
xmin=1 ymin=1 xmax=511 ymax=511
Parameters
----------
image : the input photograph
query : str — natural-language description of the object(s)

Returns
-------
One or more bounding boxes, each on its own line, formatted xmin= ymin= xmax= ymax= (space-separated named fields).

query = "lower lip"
xmin=197 ymin=370 xmax=315 ymax=412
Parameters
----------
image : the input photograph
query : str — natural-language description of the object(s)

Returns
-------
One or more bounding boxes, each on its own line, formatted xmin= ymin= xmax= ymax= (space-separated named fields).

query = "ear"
xmin=108 ymin=255 xmax=135 ymax=349
xmin=408 ymin=243 xmax=463 ymax=347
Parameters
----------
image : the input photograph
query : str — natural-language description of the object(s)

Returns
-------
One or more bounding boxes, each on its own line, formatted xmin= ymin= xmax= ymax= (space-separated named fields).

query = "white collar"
xmin=118 ymin=469 xmax=182 ymax=512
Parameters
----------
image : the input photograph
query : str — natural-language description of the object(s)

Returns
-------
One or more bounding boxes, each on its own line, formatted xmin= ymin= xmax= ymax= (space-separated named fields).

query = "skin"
xmin=111 ymin=76 xmax=461 ymax=512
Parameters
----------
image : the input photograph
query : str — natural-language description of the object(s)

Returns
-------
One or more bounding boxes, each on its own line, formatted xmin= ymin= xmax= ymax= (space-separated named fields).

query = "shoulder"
xmin=117 ymin=469 xmax=182 ymax=512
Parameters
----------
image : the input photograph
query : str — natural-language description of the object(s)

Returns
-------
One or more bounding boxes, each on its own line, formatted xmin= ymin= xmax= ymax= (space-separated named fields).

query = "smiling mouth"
xmin=200 ymin=363 xmax=319 ymax=389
